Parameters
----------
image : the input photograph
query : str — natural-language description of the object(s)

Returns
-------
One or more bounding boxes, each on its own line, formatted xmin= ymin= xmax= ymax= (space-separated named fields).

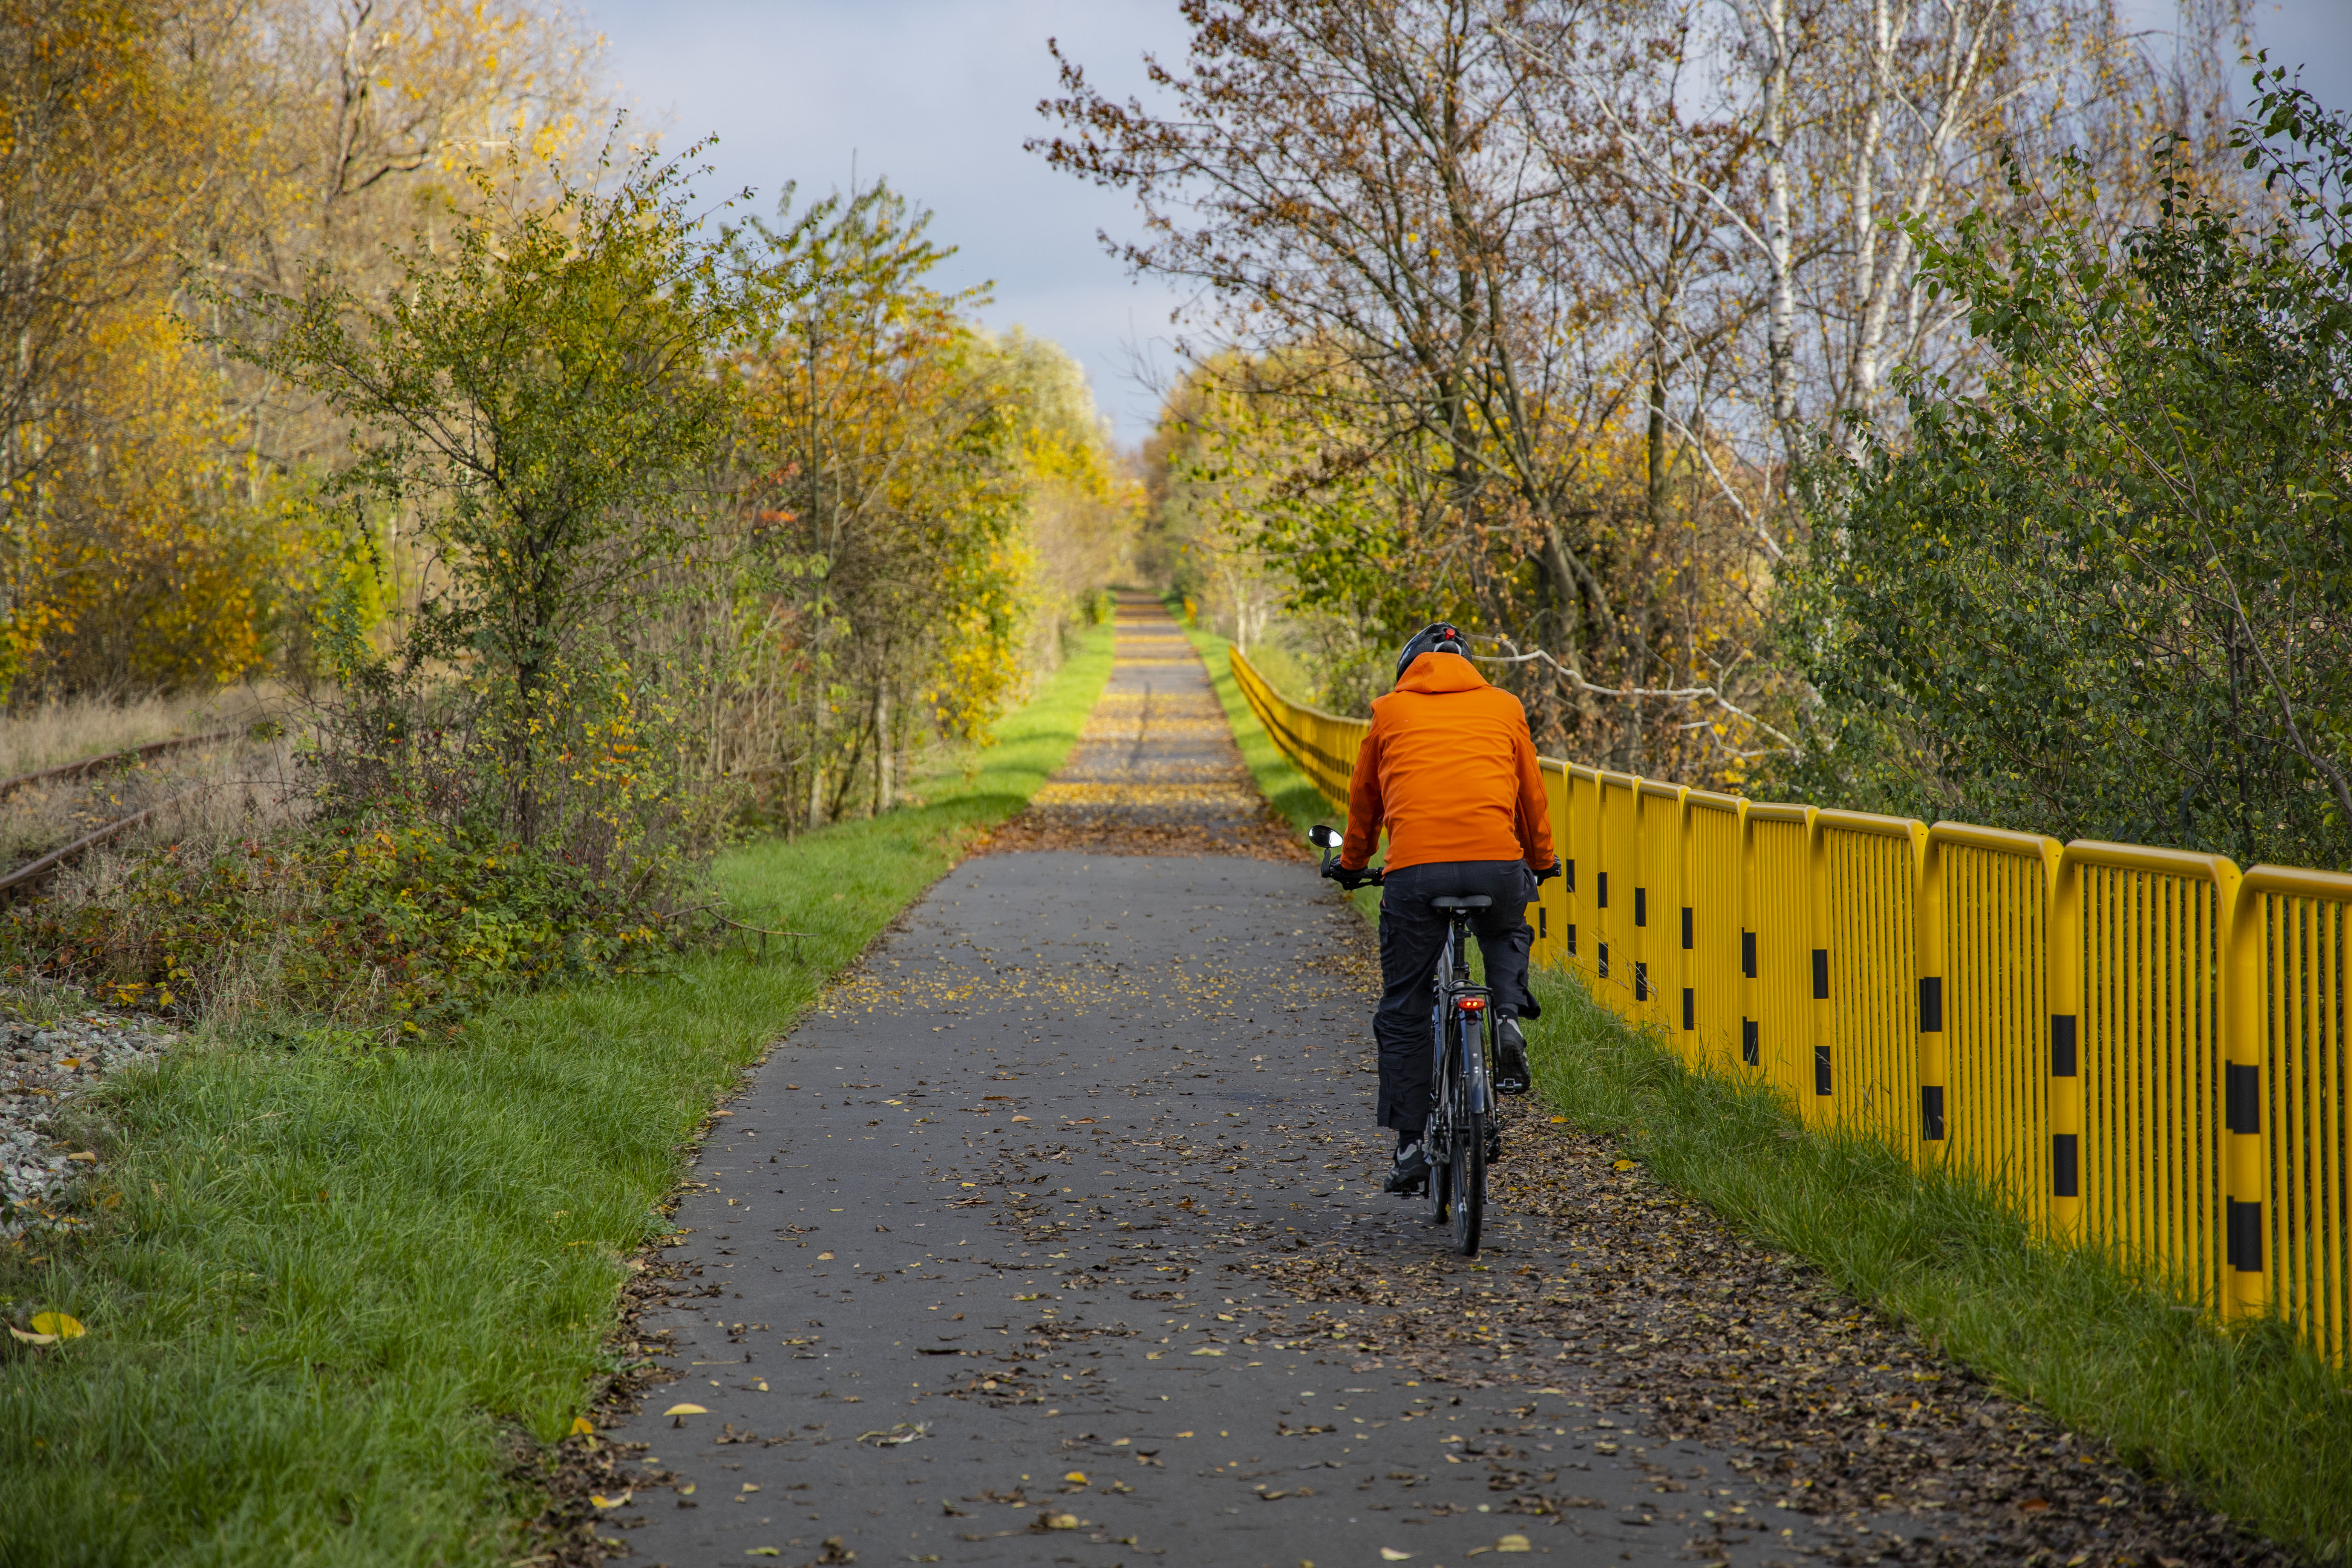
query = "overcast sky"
xmin=571 ymin=0 xmax=2352 ymax=447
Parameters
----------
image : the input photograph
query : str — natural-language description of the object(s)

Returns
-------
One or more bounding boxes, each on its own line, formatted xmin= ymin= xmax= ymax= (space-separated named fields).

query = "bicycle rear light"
xmin=1457 ymin=996 xmax=1487 ymax=1012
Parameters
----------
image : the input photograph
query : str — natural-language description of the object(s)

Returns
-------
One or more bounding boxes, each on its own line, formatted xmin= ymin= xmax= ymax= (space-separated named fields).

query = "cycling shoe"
xmin=1494 ymin=1017 xmax=1532 ymax=1096
xmin=1384 ymin=1139 xmax=1430 ymax=1194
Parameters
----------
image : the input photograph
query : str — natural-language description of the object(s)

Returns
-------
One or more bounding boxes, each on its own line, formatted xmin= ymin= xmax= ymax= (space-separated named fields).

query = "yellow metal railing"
xmin=1233 ymin=645 xmax=2352 ymax=1363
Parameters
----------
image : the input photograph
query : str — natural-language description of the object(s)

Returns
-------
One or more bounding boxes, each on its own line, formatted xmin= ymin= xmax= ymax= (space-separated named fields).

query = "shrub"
xmin=0 ymin=805 xmax=676 ymax=1037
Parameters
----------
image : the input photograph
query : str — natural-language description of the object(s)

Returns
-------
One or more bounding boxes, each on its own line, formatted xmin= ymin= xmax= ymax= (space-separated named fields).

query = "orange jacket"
xmin=1340 ymin=652 xmax=1556 ymax=874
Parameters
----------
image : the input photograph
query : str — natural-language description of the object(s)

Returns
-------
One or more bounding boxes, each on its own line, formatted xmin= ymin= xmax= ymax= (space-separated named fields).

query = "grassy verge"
xmin=0 ymin=627 xmax=1115 ymax=1568
xmin=1523 ymin=966 xmax=2352 ymax=1565
xmin=1184 ymin=625 xmax=1385 ymax=920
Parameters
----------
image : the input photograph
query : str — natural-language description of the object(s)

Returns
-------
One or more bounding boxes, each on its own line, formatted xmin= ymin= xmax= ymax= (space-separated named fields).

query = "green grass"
xmin=0 ymin=626 xmax=1114 ymax=1568
xmin=1185 ymin=625 xmax=1386 ymax=920
xmin=1522 ymin=967 xmax=2352 ymax=1566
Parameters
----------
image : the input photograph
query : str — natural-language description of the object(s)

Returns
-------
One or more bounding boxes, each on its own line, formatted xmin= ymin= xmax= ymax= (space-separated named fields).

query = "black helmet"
xmin=1393 ymin=622 xmax=1469 ymax=684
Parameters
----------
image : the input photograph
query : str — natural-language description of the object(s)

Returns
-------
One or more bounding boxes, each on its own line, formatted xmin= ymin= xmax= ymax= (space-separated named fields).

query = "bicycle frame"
xmin=1432 ymin=914 xmax=1494 ymax=1118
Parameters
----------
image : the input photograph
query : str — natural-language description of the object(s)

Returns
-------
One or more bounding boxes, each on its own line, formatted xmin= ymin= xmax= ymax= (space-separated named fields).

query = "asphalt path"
xmin=602 ymin=604 xmax=1845 ymax=1568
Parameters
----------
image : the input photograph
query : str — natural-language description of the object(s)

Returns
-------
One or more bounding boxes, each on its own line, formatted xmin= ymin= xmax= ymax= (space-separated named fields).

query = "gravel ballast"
xmin=1 ymin=998 xmax=176 ymax=1240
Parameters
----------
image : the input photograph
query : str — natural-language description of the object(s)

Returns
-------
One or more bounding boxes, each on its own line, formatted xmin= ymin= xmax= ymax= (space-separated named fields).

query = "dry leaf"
xmin=744 ymin=1551 xmax=780 ymax=1559
xmin=30 ymin=1312 xmax=84 ymax=1340
xmin=1496 ymin=1535 xmax=1531 ymax=1553
xmin=1381 ymin=1551 xmax=1413 ymax=1562
xmin=66 ymin=1151 xmax=98 ymax=1163
xmin=1612 ymin=1159 xmax=1636 ymax=1170
xmin=569 ymin=1416 xmax=595 ymax=1436
xmin=7 ymin=1328 xmax=57 ymax=1346
xmin=1189 ymin=1347 xmax=1225 ymax=1356
xmin=1063 ymin=1471 xmax=1087 ymax=1484
xmin=663 ymin=1403 xmax=710 ymax=1415
xmin=589 ymin=1491 xmax=631 ymax=1510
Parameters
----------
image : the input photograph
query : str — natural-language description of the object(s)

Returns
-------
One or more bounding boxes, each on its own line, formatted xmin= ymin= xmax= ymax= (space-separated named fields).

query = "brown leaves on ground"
xmin=1228 ymin=1113 xmax=2292 ymax=1568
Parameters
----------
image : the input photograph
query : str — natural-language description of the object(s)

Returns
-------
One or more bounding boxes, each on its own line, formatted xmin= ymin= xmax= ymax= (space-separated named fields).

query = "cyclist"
xmin=1326 ymin=623 xmax=1562 ymax=1194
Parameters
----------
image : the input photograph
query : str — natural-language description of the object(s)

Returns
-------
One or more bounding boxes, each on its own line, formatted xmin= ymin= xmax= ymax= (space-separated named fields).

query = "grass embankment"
xmin=1184 ymin=625 xmax=1383 ymax=919
xmin=0 ymin=626 xmax=1114 ymax=1568
xmin=1196 ymin=626 xmax=2349 ymax=1561
xmin=1521 ymin=972 xmax=2352 ymax=1565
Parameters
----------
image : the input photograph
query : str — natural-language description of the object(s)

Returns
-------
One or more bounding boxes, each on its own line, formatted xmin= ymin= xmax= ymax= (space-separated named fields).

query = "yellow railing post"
xmin=2048 ymin=851 xmax=2086 ymax=1246
xmin=1917 ymin=833 xmax=1949 ymax=1167
xmin=1567 ymin=767 xmax=1597 ymax=982
xmin=1739 ymin=804 xmax=1761 ymax=1077
xmin=2224 ymin=875 xmax=2275 ymax=1321
xmin=1635 ymin=781 xmax=1688 ymax=1040
xmin=1806 ymin=809 xmax=1833 ymax=1123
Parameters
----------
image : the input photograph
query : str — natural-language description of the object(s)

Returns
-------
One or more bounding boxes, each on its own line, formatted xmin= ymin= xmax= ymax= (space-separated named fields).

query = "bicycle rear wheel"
xmin=1452 ymin=1109 xmax=1485 ymax=1255
xmin=1451 ymin=1018 xmax=1485 ymax=1255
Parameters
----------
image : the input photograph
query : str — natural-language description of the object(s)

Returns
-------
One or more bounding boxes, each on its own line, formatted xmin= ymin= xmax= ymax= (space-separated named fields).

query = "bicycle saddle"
xmin=1431 ymin=896 xmax=1492 ymax=910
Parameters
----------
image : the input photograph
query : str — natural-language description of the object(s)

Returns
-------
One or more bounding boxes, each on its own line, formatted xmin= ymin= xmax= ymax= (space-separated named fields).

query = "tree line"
xmin=4 ymin=0 xmax=1135 ymax=885
xmin=1069 ymin=0 xmax=2352 ymax=869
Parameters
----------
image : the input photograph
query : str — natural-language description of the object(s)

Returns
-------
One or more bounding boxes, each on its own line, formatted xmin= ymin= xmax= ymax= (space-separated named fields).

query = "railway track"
xmin=0 ymin=731 xmax=244 ymax=901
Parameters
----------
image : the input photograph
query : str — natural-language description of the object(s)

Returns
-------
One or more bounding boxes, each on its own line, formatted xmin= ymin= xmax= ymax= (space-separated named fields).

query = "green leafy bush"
xmin=1769 ymin=77 xmax=2352 ymax=866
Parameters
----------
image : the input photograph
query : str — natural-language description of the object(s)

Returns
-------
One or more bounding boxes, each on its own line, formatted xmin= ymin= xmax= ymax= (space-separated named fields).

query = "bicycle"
xmin=1309 ymin=824 xmax=1492 ymax=1257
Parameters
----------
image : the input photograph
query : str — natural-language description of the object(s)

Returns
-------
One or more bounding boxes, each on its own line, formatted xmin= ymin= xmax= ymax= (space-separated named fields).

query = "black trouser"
xmin=1373 ymin=859 xmax=1538 ymax=1134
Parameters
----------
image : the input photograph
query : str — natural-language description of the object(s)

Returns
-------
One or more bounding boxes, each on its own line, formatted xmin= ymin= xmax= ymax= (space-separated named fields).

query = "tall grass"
xmin=0 ymin=626 xmax=1114 ymax=1568
xmin=0 ymin=686 xmax=279 ymax=779
xmin=1523 ymin=969 xmax=2352 ymax=1566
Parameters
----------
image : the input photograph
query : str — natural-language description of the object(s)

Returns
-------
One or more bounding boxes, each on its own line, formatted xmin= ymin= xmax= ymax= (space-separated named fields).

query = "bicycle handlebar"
xmin=1308 ymin=824 xmax=1383 ymax=887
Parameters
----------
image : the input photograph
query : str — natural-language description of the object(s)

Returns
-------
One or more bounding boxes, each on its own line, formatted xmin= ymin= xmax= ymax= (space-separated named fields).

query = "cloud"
xmin=576 ymin=0 xmax=1195 ymax=443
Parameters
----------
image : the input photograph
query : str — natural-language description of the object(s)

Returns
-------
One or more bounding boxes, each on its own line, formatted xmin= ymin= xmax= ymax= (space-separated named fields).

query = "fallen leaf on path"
xmin=1496 ymin=1535 xmax=1531 ymax=1553
xmin=588 ymin=1491 xmax=630 ymax=1510
xmin=1381 ymin=1551 xmax=1413 ymax=1562
xmin=568 ymin=1416 xmax=594 ymax=1436
xmin=1612 ymin=1159 xmax=1637 ymax=1170
xmin=1063 ymin=1471 xmax=1087 ymax=1483
xmin=1189 ymin=1347 xmax=1224 ymax=1356
xmin=744 ymin=1551 xmax=780 ymax=1559
xmin=858 ymin=1423 xmax=931 ymax=1447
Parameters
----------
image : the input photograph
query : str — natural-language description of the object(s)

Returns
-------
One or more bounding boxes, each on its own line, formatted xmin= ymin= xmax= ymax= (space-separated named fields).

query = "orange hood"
xmin=1340 ymin=649 xmax=1554 ymax=875
xmin=1395 ymin=651 xmax=1487 ymax=695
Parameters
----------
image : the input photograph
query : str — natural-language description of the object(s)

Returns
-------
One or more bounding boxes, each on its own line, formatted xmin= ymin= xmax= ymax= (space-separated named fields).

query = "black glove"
xmin=1533 ymin=858 xmax=1563 ymax=884
xmin=1325 ymin=862 xmax=1377 ymax=890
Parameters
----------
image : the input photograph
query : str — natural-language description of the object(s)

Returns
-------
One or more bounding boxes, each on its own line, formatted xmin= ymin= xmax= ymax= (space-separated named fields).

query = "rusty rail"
xmin=0 ymin=792 xmax=200 ymax=900
xmin=0 ymin=730 xmax=237 ymax=803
